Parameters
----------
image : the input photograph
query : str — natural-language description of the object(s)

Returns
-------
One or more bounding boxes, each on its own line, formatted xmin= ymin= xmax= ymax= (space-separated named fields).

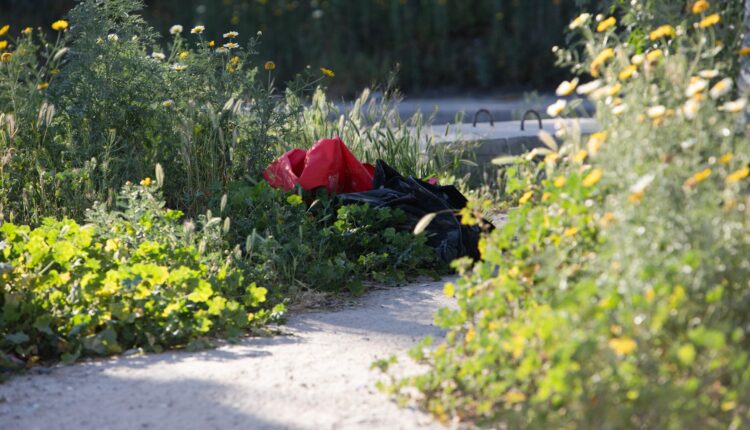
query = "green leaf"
xmin=677 ymin=344 xmax=696 ymax=365
xmin=5 ymin=332 xmax=30 ymax=345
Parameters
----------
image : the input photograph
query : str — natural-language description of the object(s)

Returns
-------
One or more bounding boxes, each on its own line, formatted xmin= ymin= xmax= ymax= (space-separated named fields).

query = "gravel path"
xmin=0 ymin=280 xmax=456 ymax=430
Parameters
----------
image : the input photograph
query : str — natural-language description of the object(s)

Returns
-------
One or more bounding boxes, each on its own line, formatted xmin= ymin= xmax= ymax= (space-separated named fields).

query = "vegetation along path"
xmin=0 ymin=280 xmax=456 ymax=430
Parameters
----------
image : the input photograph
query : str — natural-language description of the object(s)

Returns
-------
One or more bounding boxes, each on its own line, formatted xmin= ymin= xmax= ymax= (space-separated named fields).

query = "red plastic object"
xmin=263 ymin=137 xmax=374 ymax=194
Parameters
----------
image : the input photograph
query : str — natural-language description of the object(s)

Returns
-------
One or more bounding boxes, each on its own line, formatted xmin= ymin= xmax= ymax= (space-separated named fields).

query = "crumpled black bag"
xmin=337 ymin=160 xmax=489 ymax=263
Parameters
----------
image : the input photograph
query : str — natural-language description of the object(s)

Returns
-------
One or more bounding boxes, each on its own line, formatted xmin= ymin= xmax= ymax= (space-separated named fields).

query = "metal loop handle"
xmin=472 ymin=109 xmax=494 ymax=127
xmin=521 ymin=109 xmax=543 ymax=131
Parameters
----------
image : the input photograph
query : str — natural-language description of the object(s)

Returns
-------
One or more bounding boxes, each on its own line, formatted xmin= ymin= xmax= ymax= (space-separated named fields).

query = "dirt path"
xmin=0 ymin=280 xmax=456 ymax=430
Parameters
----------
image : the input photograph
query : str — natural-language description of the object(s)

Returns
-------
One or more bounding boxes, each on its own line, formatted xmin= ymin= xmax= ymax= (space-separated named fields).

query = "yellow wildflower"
xmin=647 ymin=105 xmax=666 ymax=119
xmin=737 ymin=46 xmax=750 ymax=56
xmin=683 ymin=168 xmax=712 ymax=188
xmin=719 ymin=98 xmax=747 ymax=113
xmin=503 ymin=390 xmax=527 ymax=404
xmin=140 ymin=177 xmax=153 ymax=186
xmin=646 ymin=49 xmax=663 ymax=63
xmin=208 ymin=40 xmax=215 ymax=47
xmin=600 ymin=212 xmax=616 ymax=227
xmin=618 ymin=65 xmax=637 ymax=81
xmin=191 ymin=25 xmax=205 ymax=34
xmin=649 ymin=25 xmax=676 ymax=41
xmin=264 ymin=61 xmax=276 ymax=71
xmin=556 ymin=78 xmax=578 ymax=96
xmin=629 ymin=191 xmax=645 ymax=203
xmin=546 ymin=99 xmax=567 ymax=117
xmin=51 ymin=20 xmax=69 ymax=31
xmin=0 ymin=41 xmax=7 ymax=50
xmin=223 ymin=31 xmax=239 ymax=38
xmin=519 ymin=191 xmax=534 ymax=205
xmin=692 ymin=0 xmax=710 ymax=14
xmin=320 ymin=67 xmax=335 ymax=78
xmin=583 ymin=168 xmax=603 ymax=187
xmin=573 ymin=149 xmax=588 ymax=163
xmin=719 ymin=153 xmax=733 ymax=165
xmin=563 ymin=227 xmax=578 ymax=237
xmin=223 ymin=42 xmax=239 ymax=49
xmin=609 ymin=337 xmax=637 ymax=356
xmin=37 ymin=82 xmax=49 ymax=90
xmin=726 ymin=167 xmax=749 ymax=184
xmin=178 ymin=51 xmax=189 ymax=59
xmin=0 ymin=52 xmax=11 ymax=62
xmin=162 ymin=100 xmax=174 ymax=108
xmin=709 ymin=78 xmax=732 ymax=99
xmin=685 ymin=78 xmax=708 ymax=97
xmin=597 ymin=16 xmax=616 ymax=33
xmin=590 ymin=48 xmax=614 ymax=77
xmin=22 ymin=27 xmax=32 ymax=35
xmin=0 ymin=25 xmax=8 ymax=37
xmin=698 ymin=69 xmax=719 ymax=79
xmin=587 ymin=132 xmax=607 ymax=155
xmin=698 ymin=13 xmax=721 ymax=29
xmin=569 ymin=13 xmax=591 ymax=30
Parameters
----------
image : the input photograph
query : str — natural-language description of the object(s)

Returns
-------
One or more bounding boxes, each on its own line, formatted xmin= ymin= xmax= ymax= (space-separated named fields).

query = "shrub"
xmin=385 ymin=2 xmax=750 ymax=428
xmin=0 ymin=177 xmax=281 ymax=367
xmin=224 ymin=181 xmax=443 ymax=296
xmin=0 ymin=0 xmax=314 ymax=224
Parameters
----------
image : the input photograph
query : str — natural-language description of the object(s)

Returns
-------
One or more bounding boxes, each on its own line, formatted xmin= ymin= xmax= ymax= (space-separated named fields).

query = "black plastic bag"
xmin=337 ymin=160 xmax=490 ymax=263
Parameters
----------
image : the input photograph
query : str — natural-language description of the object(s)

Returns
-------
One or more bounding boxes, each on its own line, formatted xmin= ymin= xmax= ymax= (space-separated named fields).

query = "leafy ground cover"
xmin=0 ymin=0 xmax=453 ymax=370
xmin=382 ymin=1 xmax=750 ymax=428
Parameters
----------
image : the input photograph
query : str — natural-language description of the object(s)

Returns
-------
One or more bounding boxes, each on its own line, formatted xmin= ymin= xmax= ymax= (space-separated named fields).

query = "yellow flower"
xmin=162 ymin=100 xmax=174 ymax=108
xmin=629 ymin=191 xmax=645 ymax=203
xmin=583 ymin=168 xmax=603 ymax=187
xmin=709 ymin=78 xmax=732 ymax=99
xmin=563 ymin=227 xmax=578 ymax=237
xmin=683 ymin=168 xmax=712 ymax=188
xmin=569 ymin=13 xmax=591 ymax=30
xmin=208 ymin=40 xmax=215 ymax=47
xmin=22 ymin=27 xmax=32 ymax=35
xmin=51 ymin=20 xmax=69 ymax=31
xmin=0 ymin=41 xmax=7 ymax=50
xmin=229 ymin=56 xmax=241 ymax=65
xmin=223 ymin=42 xmax=239 ymax=49
xmin=577 ymin=79 xmax=602 ymax=95
xmin=600 ymin=212 xmax=616 ymax=227
xmin=692 ymin=0 xmax=710 ymax=14
xmin=0 ymin=25 xmax=8 ymax=37
xmin=178 ymin=51 xmax=189 ymax=59
xmin=719 ymin=153 xmax=733 ymax=165
xmin=719 ymin=98 xmax=747 ymax=113
xmin=609 ymin=337 xmax=637 ymax=356
xmin=597 ymin=16 xmax=616 ymax=32
xmin=503 ymin=390 xmax=527 ymax=404
xmin=140 ymin=177 xmax=153 ymax=186
xmin=647 ymin=105 xmax=666 ymax=119
xmin=0 ymin=52 xmax=11 ymax=62
xmin=646 ymin=49 xmax=663 ymax=63
xmin=37 ymin=82 xmax=49 ymax=90
xmin=698 ymin=69 xmax=719 ymax=79
xmin=683 ymin=98 xmax=701 ymax=120
xmin=320 ymin=67 xmax=335 ymax=77
xmin=556 ymin=78 xmax=579 ymax=96
xmin=737 ymin=46 xmax=750 ymax=56
xmin=264 ymin=61 xmax=276 ymax=71
xmin=546 ymin=99 xmax=567 ymax=117
xmin=191 ymin=25 xmax=205 ymax=34
xmin=573 ymin=149 xmax=588 ymax=163
xmin=590 ymin=48 xmax=614 ymax=77
xmin=649 ymin=25 xmax=676 ymax=41
xmin=215 ymin=47 xmax=229 ymax=54
xmin=618 ymin=65 xmax=637 ymax=81
xmin=726 ymin=167 xmax=749 ymax=184
xmin=223 ymin=31 xmax=239 ymax=38
xmin=698 ymin=13 xmax=720 ymax=29
xmin=587 ymin=132 xmax=607 ymax=155
xmin=554 ymin=176 xmax=567 ymax=188
xmin=685 ymin=78 xmax=708 ymax=97
xmin=519 ymin=191 xmax=534 ymax=205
